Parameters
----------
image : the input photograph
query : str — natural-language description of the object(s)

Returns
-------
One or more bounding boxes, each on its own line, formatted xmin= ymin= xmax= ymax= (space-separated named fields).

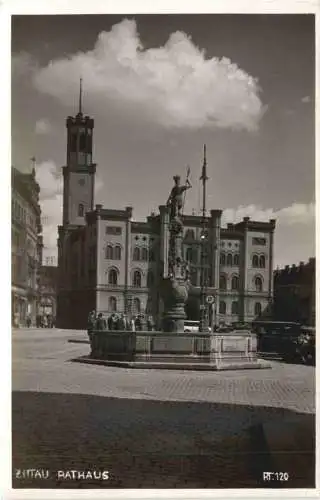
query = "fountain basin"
xmin=87 ymin=330 xmax=270 ymax=371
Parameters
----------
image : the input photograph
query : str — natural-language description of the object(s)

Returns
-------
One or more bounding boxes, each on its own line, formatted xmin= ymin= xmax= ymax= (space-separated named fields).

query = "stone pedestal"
xmin=161 ymin=277 xmax=189 ymax=333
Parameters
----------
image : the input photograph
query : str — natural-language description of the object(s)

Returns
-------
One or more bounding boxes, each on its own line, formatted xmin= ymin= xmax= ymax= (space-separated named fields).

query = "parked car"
xmin=252 ymin=321 xmax=315 ymax=365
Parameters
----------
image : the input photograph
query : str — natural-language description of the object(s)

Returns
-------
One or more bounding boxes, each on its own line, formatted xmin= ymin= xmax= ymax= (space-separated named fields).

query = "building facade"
xmin=273 ymin=258 xmax=315 ymax=326
xmin=12 ymin=167 xmax=43 ymax=326
xmin=38 ymin=265 xmax=58 ymax=319
xmin=57 ymin=104 xmax=276 ymax=329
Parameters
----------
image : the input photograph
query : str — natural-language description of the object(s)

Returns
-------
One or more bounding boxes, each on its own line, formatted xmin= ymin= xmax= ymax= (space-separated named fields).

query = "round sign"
xmin=206 ymin=295 xmax=214 ymax=304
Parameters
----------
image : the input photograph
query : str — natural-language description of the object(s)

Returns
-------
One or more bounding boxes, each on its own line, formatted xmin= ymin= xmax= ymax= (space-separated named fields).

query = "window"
xmin=133 ymin=270 xmax=142 ymax=288
xmin=220 ymin=252 xmax=226 ymax=265
xmin=220 ymin=275 xmax=227 ymax=290
xmin=231 ymin=276 xmax=239 ymax=290
xmin=133 ymin=297 xmax=141 ymax=313
xmin=254 ymin=302 xmax=262 ymax=316
xmin=259 ymin=255 xmax=266 ymax=268
xmin=190 ymin=268 xmax=197 ymax=286
xmin=105 ymin=245 xmax=113 ymax=260
xmin=147 ymin=271 xmax=154 ymax=287
xmin=252 ymin=255 xmax=259 ymax=268
xmin=233 ymin=254 xmax=239 ymax=266
xmin=108 ymin=269 xmax=118 ymax=285
xmin=114 ymin=245 xmax=121 ymax=260
xmin=141 ymin=248 xmax=148 ymax=261
xmin=78 ymin=204 xmax=84 ymax=217
xmin=106 ymin=226 xmax=122 ymax=235
xmin=185 ymin=229 xmax=195 ymax=240
xmin=133 ymin=247 xmax=140 ymax=261
xmin=186 ymin=247 xmax=193 ymax=262
xmin=226 ymin=253 xmax=233 ymax=266
xmin=109 ymin=296 xmax=117 ymax=312
xmin=231 ymin=301 xmax=239 ymax=315
xmin=252 ymin=237 xmax=266 ymax=246
xmin=149 ymin=249 xmax=155 ymax=262
xmin=79 ymin=131 xmax=86 ymax=151
xmin=219 ymin=301 xmax=226 ymax=314
xmin=254 ymin=276 xmax=263 ymax=292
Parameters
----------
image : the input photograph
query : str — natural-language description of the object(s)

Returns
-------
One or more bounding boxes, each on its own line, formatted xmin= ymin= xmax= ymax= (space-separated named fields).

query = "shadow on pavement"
xmin=12 ymin=391 xmax=315 ymax=489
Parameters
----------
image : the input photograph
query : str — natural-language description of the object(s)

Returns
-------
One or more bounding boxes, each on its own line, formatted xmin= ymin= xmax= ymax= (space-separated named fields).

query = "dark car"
xmin=252 ymin=321 xmax=315 ymax=365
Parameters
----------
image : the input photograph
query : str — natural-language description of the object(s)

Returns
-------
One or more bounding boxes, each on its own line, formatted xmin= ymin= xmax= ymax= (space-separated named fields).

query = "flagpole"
xmin=199 ymin=145 xmax=209 ymax=332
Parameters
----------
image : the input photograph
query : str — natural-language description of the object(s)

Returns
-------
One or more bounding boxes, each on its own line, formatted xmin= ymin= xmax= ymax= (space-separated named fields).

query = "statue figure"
xmin=166 ymin=175 xmax=192 ymax=221
xmin=161 ymin=172 xmax=192 ymax=332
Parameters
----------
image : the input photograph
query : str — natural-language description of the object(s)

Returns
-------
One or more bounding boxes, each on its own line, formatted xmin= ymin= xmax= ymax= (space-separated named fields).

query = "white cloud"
xmin=36 ymin=160 xmax=104 ymax=263
xmin=222 ymin=202 xmax=315 ymax=227
xmin=222 ymin=202 xmax=315 ymax=267
xmin=35 ymin=118 xmax=52 ymax=135
xmin=301 ymin=95 xmax=311 ymax=104
xmin=12 ymin=52 xmax=37 ymax=77
xmin=32 ymin=19 xmax=264 ymax=131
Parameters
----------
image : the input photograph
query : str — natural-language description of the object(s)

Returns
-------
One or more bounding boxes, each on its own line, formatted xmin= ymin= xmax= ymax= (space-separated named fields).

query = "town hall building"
xmin=57 ymin=97 xmax=276 ymax=329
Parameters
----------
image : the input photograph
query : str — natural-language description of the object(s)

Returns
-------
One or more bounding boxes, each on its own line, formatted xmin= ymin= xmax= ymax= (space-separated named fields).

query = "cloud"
xmin=222 ymin=202 xmax=315 ymax=267
xmin=301 ymin=95 xmax=311 ymax=104
xmin=35 ymin=119 xmax=52 ymax=135
xmin=32 ymin=19 xmax=264 ymax=131
xmin=12 ymin=52 xmax=37 ymax=77
xmin=36 ymin=161 xmax=104 ymax=263
xmin=222 ymin=202 xmax=315 ymax=227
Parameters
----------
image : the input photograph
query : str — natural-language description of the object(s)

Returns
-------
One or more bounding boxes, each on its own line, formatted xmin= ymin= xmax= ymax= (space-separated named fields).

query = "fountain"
xmin=84 ymin=160 xmax=270 ymax=371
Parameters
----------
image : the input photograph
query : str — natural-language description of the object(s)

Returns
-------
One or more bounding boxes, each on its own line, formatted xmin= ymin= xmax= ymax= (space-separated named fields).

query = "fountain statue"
xmin=161 ymin=175 xmax=192 ymax=332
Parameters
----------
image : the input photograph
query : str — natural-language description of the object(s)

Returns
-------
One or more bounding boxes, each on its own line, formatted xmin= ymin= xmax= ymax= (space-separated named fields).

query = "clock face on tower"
xmin=78 ymin=178 xmax=85 ymax=186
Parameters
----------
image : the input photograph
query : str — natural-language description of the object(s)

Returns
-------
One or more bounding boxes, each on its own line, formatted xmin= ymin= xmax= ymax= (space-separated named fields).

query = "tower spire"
xmin=78 ymin=77 xmax=83 ymax=115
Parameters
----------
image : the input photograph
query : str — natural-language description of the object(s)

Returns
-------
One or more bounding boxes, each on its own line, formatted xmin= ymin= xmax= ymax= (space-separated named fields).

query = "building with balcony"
xmin=57 ymin=93 xmax=276 ymax=329
xmin=12 ymin=167 xmax=43 ymax=326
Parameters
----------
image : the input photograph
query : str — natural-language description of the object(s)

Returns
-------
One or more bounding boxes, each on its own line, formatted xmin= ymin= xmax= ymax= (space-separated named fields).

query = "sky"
xmin=11 ymin=14 xmax=315 ymax=268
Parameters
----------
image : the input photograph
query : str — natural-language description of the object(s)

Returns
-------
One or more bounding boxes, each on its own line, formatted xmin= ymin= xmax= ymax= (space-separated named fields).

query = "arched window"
xmin=114 ymin=245 xmax=121 ymax=260
xmin=226 ymin=253 xmax=233 ymax=266
xmin=133 ymin=247 xmax=140 ymax=261
xmin=190 ymin=268 xmax=197 ymax=286
xmin=149 ymin=249 xmax=155 ymax=262
xmin=231 ymin=301 xmax=239 ymax=315
xmin=185 ymin=229 xmax=195 ymax=240
xmin=147 ymin=271 xmax=154 ymax=287
xmin=254 ymin=276 xmax=263 ymax=292
xmin=219 ymin=301 xmax=226 ymax=314
xmin=259 ymin=255 xmax=266 ymax=268
xmin=231 ymin=275 xmax=239 ymax=290
xmin=220 ymin=252 xmax=226 ymax=265
xmin=220 ymin=274 xmax=227 ymax=290
xmin=252 ymin=255 xmax=259 ymax=268
xmin=233 ymin=254 xmax=240 ymax=266
xmin=108 ymin=269 xmax=118 ymax=285
xmin=141 ymin=248 xmax=148 ymax=261
xmin=133 ymin=297 xmax=141 ymax=313
xmin=186 ymin=247 xmax=193 ymax=262
xmin=106 ymin=245 xmax=113 ymax=260
xmin=78 ymin=204 xmax=84 ymax=217
xmin=109 ymin=296 xmax=117 ymax=312
xmin=254 ymin=302 xmax=262 ymax=317
xmin=133 ymin=270 xmax=142 ymax=288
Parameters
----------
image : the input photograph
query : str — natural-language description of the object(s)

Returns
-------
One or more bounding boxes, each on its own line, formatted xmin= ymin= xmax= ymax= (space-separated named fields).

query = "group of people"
xmin=87 ymin=310 xmax=155 ymax=340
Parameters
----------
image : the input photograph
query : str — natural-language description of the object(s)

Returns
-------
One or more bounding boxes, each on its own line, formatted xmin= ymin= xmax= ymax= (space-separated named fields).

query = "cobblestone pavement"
xmin=12 ymin=328 xmax=316 ymax=488
xmin=12 ymin=328 xmax=315 ymax=414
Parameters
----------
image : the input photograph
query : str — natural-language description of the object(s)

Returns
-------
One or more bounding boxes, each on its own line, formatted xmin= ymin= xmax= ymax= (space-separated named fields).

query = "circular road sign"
xmin=206 ymin=295 xmax=214 ymax=304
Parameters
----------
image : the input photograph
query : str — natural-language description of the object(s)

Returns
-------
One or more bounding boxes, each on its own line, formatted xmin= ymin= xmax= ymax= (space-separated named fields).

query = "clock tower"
xmin=62 ymin=79 xmax=96 ymax=226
